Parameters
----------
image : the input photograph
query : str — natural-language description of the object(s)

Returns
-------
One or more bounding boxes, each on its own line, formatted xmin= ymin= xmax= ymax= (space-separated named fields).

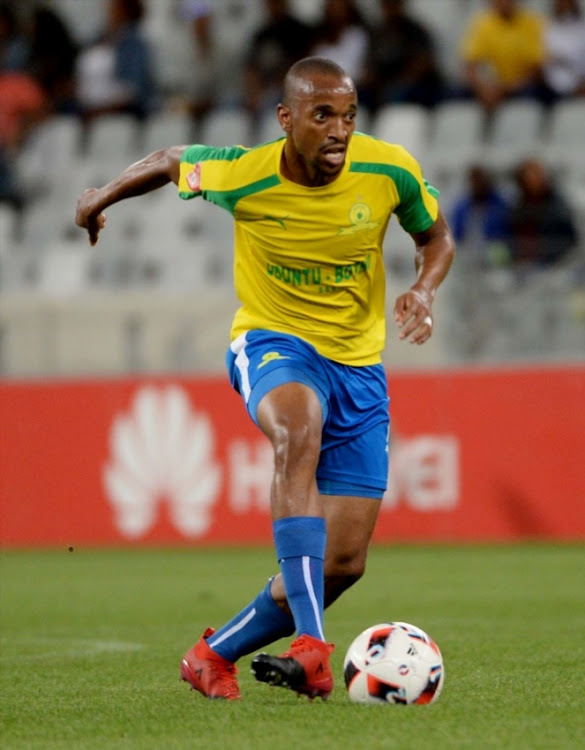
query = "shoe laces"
xmin=213 ymin=660 xmax=237 ymax=677
xmin=284 ymin=635 xmax=332 ymax=657
xmin=213 ymin=666 xmax=240 ymax=697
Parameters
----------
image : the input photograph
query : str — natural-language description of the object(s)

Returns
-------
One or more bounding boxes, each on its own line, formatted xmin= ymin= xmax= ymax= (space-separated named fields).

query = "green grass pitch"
xmin=1 ymin=544 xmax=584 ymax=749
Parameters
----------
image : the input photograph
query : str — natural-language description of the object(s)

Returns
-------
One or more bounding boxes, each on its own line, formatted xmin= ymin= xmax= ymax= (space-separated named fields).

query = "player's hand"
xmin=75 ymin=188 xmax=106 ymax=246
xmin=393 ymin=287 xmax=434 ymax=345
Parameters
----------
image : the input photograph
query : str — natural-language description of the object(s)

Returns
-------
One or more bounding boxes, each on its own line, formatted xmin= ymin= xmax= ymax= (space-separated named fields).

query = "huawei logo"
xmin=103 ymin=385 xmax=222 ymax=538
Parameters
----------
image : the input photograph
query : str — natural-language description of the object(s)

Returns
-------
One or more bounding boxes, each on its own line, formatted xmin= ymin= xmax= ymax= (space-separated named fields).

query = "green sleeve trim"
xmin=204 ymin=174 xmax=281 ymax=215
xmin=181 ymin=144 xmax=249 ymax=164
xmin=179 ymin=144 xmax=280 ymax=213
xmin=349 ymin=161 xmax=438 ymax=233
xmin=179 ymin=144 xmax=250 ymax=200
xmin=425 ymin=179 xmax=440 ymax=199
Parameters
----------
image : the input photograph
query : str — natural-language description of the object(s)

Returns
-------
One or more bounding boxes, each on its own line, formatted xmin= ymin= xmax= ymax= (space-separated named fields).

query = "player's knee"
xmin=271 ymin=420 xmax=321 ymax=474
xmin=326 ymin=544 xmax=367 ymax=579
xmin=327 ymin=559 xmax=366 ymax=584
xmin=324 ymin=571 xmax=363 ymax=608
xmin=324 ymin=555 xmax=366 ymax=606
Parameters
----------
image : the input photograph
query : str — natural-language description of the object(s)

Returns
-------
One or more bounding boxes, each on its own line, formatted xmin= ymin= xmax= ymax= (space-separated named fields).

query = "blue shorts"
xmin=226 ymin=330 xmax=389 ymax=499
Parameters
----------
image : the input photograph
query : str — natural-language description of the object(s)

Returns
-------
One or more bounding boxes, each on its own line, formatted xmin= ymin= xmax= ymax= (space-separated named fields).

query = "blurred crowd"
xmin=0 ymin=0 xmax=584 ymax=269
xmin=3 ymin=0 xmax=584 ymax=121
xmin=0 ymin=0 xmax=584 ymax=371
xmin=451 ymin=157 xmax=579 ymax=268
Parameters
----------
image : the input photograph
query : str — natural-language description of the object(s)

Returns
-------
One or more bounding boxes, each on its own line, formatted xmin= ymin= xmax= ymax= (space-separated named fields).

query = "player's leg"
xmin=181 ymin=332 xmax=329 ymax=699
xmin=249 ymin=381 xmax=335 ymax=698
xmin=196 ymin=382 xmax=322 ymax=668
xmin=257 ymin=381 xmax=328 ymax=636
xmin=188 ymin=494 xmax=375 ymax=681
xmin=323 ymin=493 xmax=382 ymax=605
xmin=267 ymin=493 xmax=382 ymax=611
xmin=182 ymin=381 xmax=327 ymax=698
xmin=317 ymin=360 xmax=388 ymax=608
xmin=185 ymin=495 xmax=380 ymax=700
xmin=250 ymin=494 xmax=381 ymax=699
xmin=228 ymin=332 xmax=332 ymax=648
xmin=251 ymin=360 xmax=389 ymax=698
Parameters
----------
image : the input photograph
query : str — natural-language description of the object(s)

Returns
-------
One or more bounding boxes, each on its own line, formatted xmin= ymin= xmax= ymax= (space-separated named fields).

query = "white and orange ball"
xmin=343 ymin=622 xmax=444 ymax=705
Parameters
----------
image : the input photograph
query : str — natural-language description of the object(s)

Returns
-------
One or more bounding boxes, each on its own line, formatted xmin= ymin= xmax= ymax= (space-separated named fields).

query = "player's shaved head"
xmin=282 ymin=57 xmax=354 ymax=105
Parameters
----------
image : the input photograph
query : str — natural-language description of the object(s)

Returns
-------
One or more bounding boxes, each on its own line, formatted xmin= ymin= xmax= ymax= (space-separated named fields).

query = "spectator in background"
xmin=366 ymin=0 xmax=445 ymax=111
xmin=310 ymin=0 xmax=371 ymax=105
xmin=27 ymin=5 xmax=79 ymax=114
xmin=0 ymin=5 xmax=49 ymax=209
xmin=243 ymin=0 xmax=313 ymax=125
xmin=542 ymin=0 xmax=585 ymax=102
xmin=0 ymin=2 xmax=29 ymax=72
xmin=180 ymin=0 xmax=217 ymax=122
xmin=75 ymin=0 xmax=157 ymax=122
xmin=508 ymin=157 xmax=578 ymax=266
xmin=0 ymin=70 xmax=48 ymax=207
xmin=450 ymin=164 xmax=511 ymax=267
xmin=460 ymin=0 xmax=546 ymax=111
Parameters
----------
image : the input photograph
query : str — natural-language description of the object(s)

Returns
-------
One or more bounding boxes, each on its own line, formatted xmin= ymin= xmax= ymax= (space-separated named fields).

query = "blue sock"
xmin=207 ymin=578 xmax=295 ymax=663
xmin=273 ymin=516 xmax=327 ymax=641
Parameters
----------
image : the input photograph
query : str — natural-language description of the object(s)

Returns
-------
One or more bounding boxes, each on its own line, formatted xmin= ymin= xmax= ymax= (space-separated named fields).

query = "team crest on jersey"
xmin=339 ymin=201 xmax=379 ymax=235
xmin=186 ymin=162 xmax=202 ymax=191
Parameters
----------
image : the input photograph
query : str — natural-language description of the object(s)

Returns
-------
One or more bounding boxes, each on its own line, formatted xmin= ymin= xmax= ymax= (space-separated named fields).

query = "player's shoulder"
xmin=183 ymin=139 xmax=279 ymax=164
xmin=182 ymin=139 xmax=283 ymax=183
xmin=350 ymin=132 xmax=422 ymax=174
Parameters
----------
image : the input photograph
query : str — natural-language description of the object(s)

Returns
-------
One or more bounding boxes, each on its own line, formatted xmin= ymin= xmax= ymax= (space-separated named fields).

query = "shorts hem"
xmin=247 ymin=366 xmax=329 ymax=426
xmin=316 ymin=476 xmax=386 ymax=500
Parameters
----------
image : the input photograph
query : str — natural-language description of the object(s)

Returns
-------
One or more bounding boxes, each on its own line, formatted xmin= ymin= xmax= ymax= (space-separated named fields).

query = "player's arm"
xmin=394 ymin=210 xmax=455 ymax=345
xmin=75 ymin=145 xmax=187 ymax=246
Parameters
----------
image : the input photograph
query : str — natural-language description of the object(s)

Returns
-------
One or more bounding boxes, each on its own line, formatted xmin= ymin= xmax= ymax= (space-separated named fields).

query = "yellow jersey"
xmin=178 ymin=133 xmax=438 ymax=366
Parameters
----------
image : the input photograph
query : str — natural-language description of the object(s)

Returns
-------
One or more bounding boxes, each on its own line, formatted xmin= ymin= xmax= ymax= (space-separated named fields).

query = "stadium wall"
xmin=1 ymin=365 xmax=584 ymax=547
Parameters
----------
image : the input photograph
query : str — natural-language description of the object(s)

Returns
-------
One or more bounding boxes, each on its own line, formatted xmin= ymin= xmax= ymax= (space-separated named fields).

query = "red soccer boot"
xmin=251 ymin=634 xmax=334 ymax=700
xmin=180 ymin=627 xmax=241 ymax=700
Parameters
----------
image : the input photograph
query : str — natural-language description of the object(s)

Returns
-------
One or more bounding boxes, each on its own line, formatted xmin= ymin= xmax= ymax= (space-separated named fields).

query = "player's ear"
xmin=277 ymin=103 xmax=292 ymax=133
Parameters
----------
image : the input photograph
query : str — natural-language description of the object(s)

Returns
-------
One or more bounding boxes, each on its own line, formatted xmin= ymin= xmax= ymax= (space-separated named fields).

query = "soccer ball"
xmin=343 ymin=622 xmax=444 ymax=705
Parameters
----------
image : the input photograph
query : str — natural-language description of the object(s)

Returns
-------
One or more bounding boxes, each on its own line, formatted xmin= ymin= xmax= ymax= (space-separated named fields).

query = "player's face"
xmin=280 ymin=74 xmax=357 ymax=186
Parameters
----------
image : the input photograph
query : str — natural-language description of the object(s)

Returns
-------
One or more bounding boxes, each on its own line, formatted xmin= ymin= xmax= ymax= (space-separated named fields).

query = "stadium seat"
xmin=36 ymin=239 xmax=92 ymax=294
xmin=547 ymin=99 xmax=585 ymax=172
xmin=197 ymin=106 xmax=253 ymax=148
xmin=84 ymin=114 xmax=142 ymax=162
xmin=290 ymin=0 xmax=327 ymax=23
xmin=355 ymin=108 xmax=372 ymax=136
xmin=48 ymin=0 xmax=105 ymax=45
xmin=15 ymin=115 xmax=83 ymax=201
xmin=562 ymin=169 xmax=585 ymax=241
xmin=256 ymin=110 xmax=286 ymax=145
xmin=20 ymin=199 xmax=71 ymax=255
xmin=383 ymin=214 xmax=419 ymax=276
xmin=427 ymin=100 xmax=485 ymax=180
xmin=0 ymin=254 xmax=38 ymax=293
xmin=408 ymin=0 xmax=469 ymax=81
xmin=136 ymin=201 xmax=221 ymax=289
xmin=136 ymin=184 xmax=233 ymax=286
xmin=142 ymin=2 xmax=194 ymax=95
xmin=371 ymin=104 xmax=429 ymax=162
xmin=141 ymin=110 xmax=194 ymax=153
xmin=484 ymin=100 xmax=546 ymax=170
xmin=0 ymin=204 xmax=18 ymax=258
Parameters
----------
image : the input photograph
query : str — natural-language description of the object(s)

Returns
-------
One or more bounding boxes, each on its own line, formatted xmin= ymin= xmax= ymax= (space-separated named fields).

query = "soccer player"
xmin=75 ymin=57 xmax=455 ymax=701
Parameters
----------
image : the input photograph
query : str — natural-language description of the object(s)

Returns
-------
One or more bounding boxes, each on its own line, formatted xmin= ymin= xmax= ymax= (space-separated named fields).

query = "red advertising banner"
xmin=1 ymin=365 xmax=584 ymax=546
